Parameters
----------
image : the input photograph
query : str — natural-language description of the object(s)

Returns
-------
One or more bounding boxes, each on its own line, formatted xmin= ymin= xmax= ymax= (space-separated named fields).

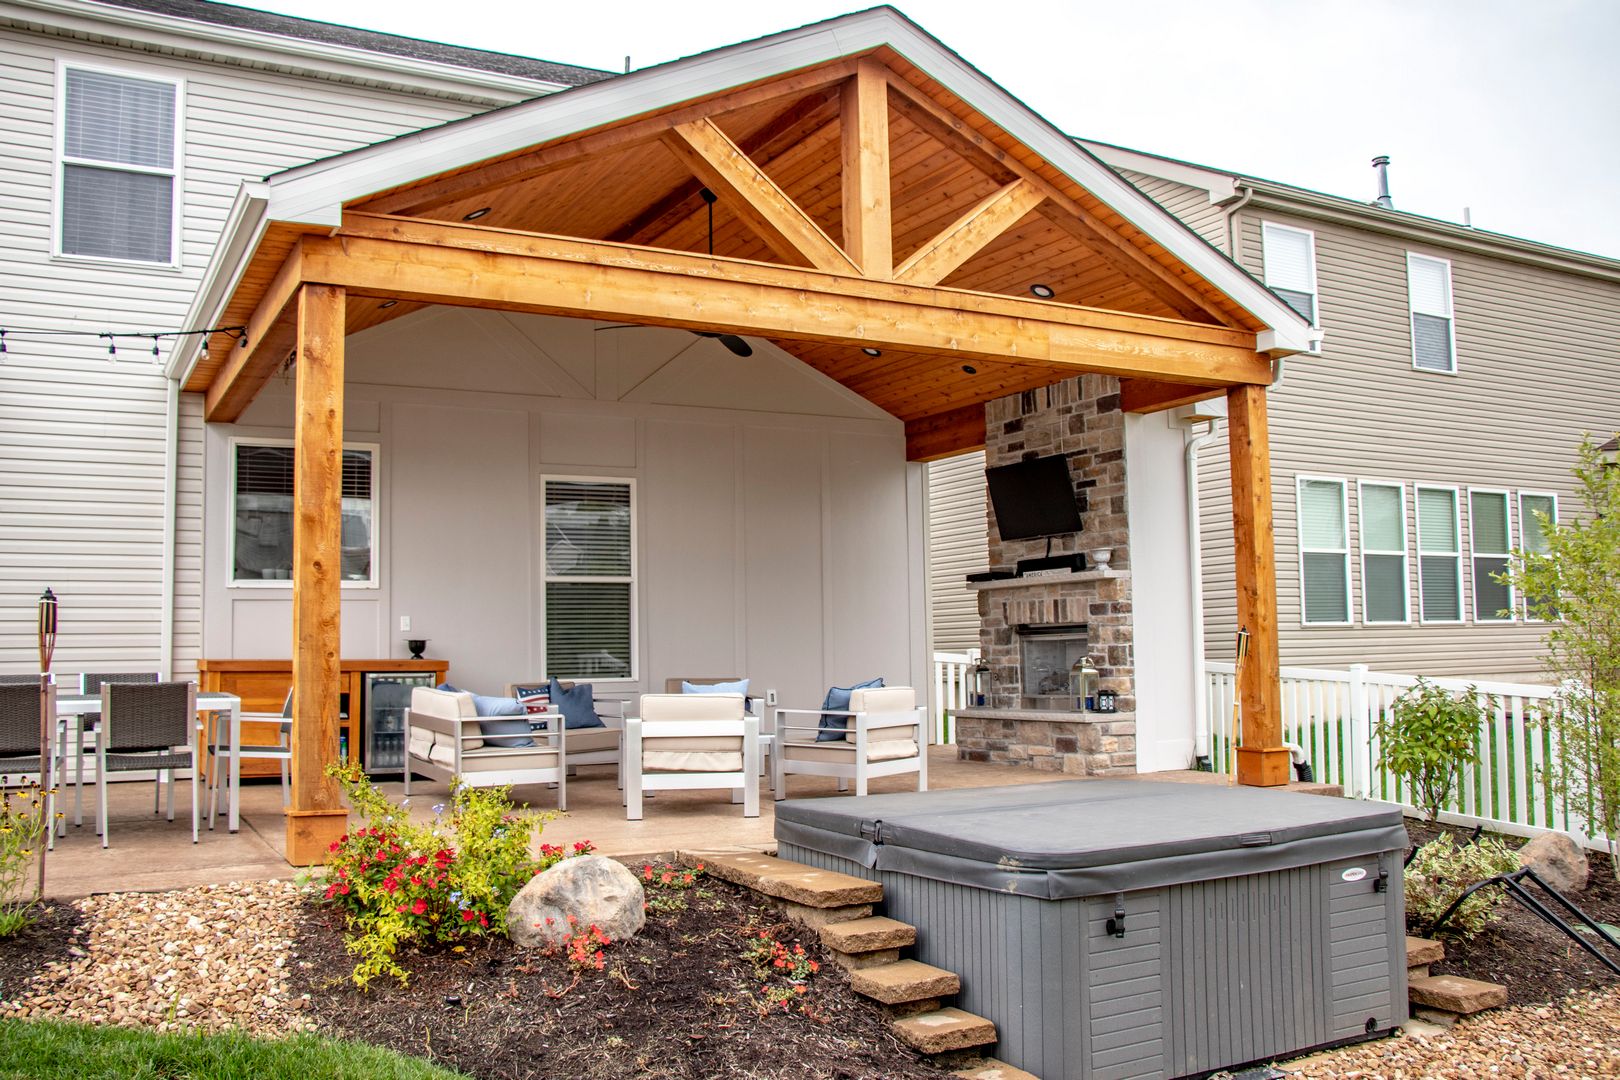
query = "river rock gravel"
xmin=0 ymin=880 xmax=313 ymax=1036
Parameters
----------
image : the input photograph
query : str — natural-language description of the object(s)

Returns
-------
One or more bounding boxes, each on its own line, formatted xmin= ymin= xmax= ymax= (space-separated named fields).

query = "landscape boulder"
xmin=507 ymin=854 xmax=646 ymax=950
xmin=1517 ymin=831 xmax=1589 ymax=895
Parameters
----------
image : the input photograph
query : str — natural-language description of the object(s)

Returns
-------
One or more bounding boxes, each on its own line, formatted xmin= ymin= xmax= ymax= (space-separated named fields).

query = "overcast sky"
xmin=250 ymin=0 xmax=1620 ymax=259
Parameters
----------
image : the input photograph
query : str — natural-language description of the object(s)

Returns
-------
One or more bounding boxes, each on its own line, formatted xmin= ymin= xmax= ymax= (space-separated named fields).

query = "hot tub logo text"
xmin=1340 ymin=867 xmax=1368 ymax=883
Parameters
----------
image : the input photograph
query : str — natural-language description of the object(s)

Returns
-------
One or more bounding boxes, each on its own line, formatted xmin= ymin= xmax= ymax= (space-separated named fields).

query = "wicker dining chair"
xmin=96 ymin=681 xmax=198 ymax=848
xmin=0 ymin=681 xmax=56 ymax=851
xmin=72 ymin=672 xmax=159 ymax=829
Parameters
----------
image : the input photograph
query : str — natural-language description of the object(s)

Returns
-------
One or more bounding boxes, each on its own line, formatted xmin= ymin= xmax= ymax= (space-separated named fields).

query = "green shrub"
xmin=1405 ymin=832 xmax=1519 ymax=938
xmin=0 ymin=778 xmax=54 ymax=938
xmin=1375 ymin=679 xmax=1488 ymax=821
xmin=318 ymin=764 xmax=585 ymax=988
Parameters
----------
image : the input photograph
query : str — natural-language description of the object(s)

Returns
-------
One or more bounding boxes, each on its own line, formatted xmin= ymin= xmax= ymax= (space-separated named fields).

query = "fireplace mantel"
xmin=968 ymin=568 xmax=1126 ymax=593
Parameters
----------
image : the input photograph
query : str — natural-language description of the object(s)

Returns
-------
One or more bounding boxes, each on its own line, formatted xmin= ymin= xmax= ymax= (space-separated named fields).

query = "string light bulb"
xmin=151 ymin=334 xmax=160 ymax=357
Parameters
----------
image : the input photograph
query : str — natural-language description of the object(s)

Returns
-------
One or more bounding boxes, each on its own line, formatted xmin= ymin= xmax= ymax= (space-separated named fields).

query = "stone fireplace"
xmin=953 ymin=375 xmax=1137 ymax=776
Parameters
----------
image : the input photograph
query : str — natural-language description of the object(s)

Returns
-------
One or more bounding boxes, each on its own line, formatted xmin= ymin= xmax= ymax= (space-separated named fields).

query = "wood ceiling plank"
xmin=841 ymin=59 xmax=893 ymax=278
xmin=205 ymin=241 xmax=305 ymax=423
xmin=905 ymin=405 xmax=986 ymax=462
xmin=896 ymin=180 xmax=1048 ymax=287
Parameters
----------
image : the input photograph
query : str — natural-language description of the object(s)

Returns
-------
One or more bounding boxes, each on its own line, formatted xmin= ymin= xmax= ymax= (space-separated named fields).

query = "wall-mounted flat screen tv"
xmin=985 ymin=454 xmax=1083 ymax=541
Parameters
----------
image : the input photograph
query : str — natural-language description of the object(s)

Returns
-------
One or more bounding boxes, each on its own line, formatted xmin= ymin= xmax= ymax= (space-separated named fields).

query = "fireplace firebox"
xmin=1016 ymin=624 xmax=1087 ymax=710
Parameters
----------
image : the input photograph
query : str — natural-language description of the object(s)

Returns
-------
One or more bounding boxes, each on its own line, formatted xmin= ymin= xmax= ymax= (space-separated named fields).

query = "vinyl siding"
xmin=925 ymin=450 xmax=988 ymax=652
xmin=1117 ymin=169 xmax=1227 ymax=247
xmin=0 ymin=24 xmax=535 ymax=677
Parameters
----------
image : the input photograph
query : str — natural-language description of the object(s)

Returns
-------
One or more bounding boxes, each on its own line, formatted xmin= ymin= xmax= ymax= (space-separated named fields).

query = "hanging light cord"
xmin=0 ymin=324 xmax=247 ymax=357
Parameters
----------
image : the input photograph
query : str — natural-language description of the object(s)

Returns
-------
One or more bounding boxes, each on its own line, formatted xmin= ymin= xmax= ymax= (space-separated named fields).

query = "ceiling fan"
xmin=592 ymin=186 xmax=754 ymax=358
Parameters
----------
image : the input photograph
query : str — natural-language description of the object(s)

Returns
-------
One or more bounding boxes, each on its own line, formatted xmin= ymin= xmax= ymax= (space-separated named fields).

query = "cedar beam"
xmin=663 ymin=117 xmax=859 ymax=274
xmin=287 ymin=282 xmax=350 ymax=864
xmin=1119 ymin=378 xmax=1224 ymax=414
xmin=905 ymin=404 xmax=987 ymax=461
xmin=204 ymin=243 xmax=305 ymax=422
xmin=1227 ymin=382 xmax=1288 ymax=787
xmin=894 ymin=179 xmax=1045 ymax=286
xmin=840 ymin=60 xmax=893 ymax=278
xmin=318 ymin=215 xmax=1271 ymax=386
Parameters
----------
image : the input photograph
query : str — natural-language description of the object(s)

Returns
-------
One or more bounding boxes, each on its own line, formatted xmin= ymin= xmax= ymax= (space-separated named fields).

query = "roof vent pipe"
xmin=1371 ymin=155 xmax=1393 ymax=210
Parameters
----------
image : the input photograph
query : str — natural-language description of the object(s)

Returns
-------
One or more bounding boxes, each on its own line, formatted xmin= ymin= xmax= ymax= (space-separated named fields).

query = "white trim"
xmin=170 ymin=182 xmax=269 ymax=382
xmin=1075 ymin=139 xmax=1240 ymax=204
xmin=1517 ymin=490 xmax=1559 ymax=622
xmin=1356 ymin=478 xmax=1410 ymax=625
xmin=53 ymin=58 xmax=184 ymax=269
xmin=1414 ymin=483 xmax=1464 ymax=624
xmin=540 ymin=473 xmax=638 ymax=683
xmin=1467 ymin=487 xmax=1515 ymax=623
xmin=1406 ymin=252 xmax=1457 ymax=374
xmin=1296 ymin=474 xmax=1352 ymax=628
xmin=1260 ymin=220 xmax=1321 ymax=334
xmin=225 ymin=437 xmax=381 ymax=590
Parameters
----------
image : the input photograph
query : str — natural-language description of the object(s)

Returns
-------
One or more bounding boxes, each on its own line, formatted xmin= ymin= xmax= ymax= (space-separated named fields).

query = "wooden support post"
xmin=1227 ymin=382 xmax=1289 ymax=787
xmin=841 ymin=59 xmax=892 ymax=279
xmin=287 ymin=282 xmax=349 ymax=864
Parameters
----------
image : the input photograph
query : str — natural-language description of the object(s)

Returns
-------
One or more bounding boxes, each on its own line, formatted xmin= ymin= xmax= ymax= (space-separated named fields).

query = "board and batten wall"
xmin=204 ymin=307 xmax=927 ymax=707
xmin=0 ymin=20 xmax=537 ymax=678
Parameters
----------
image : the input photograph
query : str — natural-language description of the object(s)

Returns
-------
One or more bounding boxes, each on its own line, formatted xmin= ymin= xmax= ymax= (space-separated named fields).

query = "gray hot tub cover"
xmin=773 ymin=780 xmax=1408 ymax=899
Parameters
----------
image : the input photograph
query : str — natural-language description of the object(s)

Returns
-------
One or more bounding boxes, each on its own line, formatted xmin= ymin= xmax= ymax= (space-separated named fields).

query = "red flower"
xmin=338 ymin=883 xmax=350 ymax=896
xmin=478 ymin=913 xmax=489 ymax=928
xmin=411 ymin=876 xmax=423 ymax=886
xmin=411 ymin=898 xmax=428 ymax=915
xmin=463 ymin=910 xmax=476 ymax=922
xmin=328 ymin=840 xmax=341 ymax=853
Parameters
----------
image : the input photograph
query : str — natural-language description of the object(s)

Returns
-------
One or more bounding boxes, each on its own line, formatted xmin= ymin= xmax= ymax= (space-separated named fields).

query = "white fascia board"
xmin=1076 ymin=140 xmax=1240 ymax=204
xmin=256 ymin=8 xmax=1311 ymax=351
xmin=168 ymin=180 xmax=269 ymax=385
xmin=1 ymin=0 xmax=570 ymax=103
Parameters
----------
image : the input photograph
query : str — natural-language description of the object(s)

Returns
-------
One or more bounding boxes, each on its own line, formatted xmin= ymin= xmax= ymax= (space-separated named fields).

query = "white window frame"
xmin=53 ymin=59 xmax=185 ymax=270
xmin=1467 ymin=488 xmax=1515 ymax=623
xmin=540 ymin=473 xmax=639 ymax=684
xmin=1406 ymin=252 xmax=1457 ymax=374
xmin=1261 ymin=221 xmax=1322 ymax=351
xmin=1356 ymin=479 xmax=1410 ymax=625
xmin=1296 ymin=475 xmax=1352 ymax=628
xmin=226 ymin=437 xmax=381 ymax=590
xmin=1414 ymin=484 xmax=1464 ymax=624
xmin=1518 ymin=490 xmax=1559 ymax=622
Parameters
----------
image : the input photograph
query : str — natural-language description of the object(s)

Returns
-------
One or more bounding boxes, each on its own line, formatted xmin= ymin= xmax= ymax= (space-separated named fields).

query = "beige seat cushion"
xmin=564 ymin=726 xmax=621 ymax=755
xmin=635 ymin=693 xmax=745 ymax=772
xmin=458 ymin=747 xmax=560 ymax=774
xmin=642 ymin=749 xmax=744 ymax=773
xmin=782 ymin=738 xmax=918 ymax=764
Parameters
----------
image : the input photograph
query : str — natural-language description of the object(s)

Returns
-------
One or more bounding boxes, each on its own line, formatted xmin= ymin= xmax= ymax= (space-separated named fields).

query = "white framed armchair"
xmin=623 ymin=693 xmax=758 ymax=820
xmin=404 ymin=687 xmax=567 ymax=809
xmin=773 ymin=685 xmax=929 ymax=800
xmin=505 ymin=681 xmax=626 ymax=775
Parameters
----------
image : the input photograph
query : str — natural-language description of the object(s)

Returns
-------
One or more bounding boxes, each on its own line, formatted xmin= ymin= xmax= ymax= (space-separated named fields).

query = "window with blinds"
xmin=1415 ymin=486 xmax=1462 ymax=621
xmin=1468 ymin=490 xmax=1514 ymax=622
xmin=1519 ymin=492 xmax=1558 ymax=620
xmin=544 ymin=478 xmax=634 ymax=680
xmin=230 ymin=443 xmax=375 ymax=584
xmin=58 ymin=66 xmax=180 ymax=264
xmin=1262 ymin=222 xmax=1319 ymax=330
xmin=1297 ymin=477 xmax=1349 ymax=624
xmin=1407 ymin=254 xmax=1455 ymax=373
xmin=1358 ymin=481 xmax=1409 ymax=623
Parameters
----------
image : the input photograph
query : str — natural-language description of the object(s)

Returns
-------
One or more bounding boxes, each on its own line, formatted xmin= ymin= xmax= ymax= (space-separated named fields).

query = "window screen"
xmin=232 ymin=444 xmax=374 ymax=583
xmin=1359 ymin=482 xmax=1408 ymax=623
xmin=59 ymin=67 xmax=178 ymax=263
xmin=1298 ymin=478 xmax=1349 ymax=624
xmin=1469 ymin=491 xmax=1513 ymax=621
xmin=1262 ymin=223 xmax=1318 ymax=327
xmin=544 ymin=479 xmax=634 ymax=679
xmin=1408 ymin=254 xmax=1454 ymax=372
xmin=1416 ymin=486 xmax=1462 ymax=621
xmin=1519 ymin=492 xmax=1558 ymax=620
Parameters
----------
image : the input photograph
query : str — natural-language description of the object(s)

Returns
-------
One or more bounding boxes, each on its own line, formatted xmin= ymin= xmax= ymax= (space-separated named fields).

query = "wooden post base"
xmin=285 ymin=808 xmax=351 ymax=866
xmin=1236 ymin=746 xmax=1292 ymax=788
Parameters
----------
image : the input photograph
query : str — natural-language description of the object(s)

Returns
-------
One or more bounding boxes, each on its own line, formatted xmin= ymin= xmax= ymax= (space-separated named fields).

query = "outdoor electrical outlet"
xmin=766 ymin=689 xmax=778 ymax=707
xmin=399 ymin=615 xmax=410 ymax=632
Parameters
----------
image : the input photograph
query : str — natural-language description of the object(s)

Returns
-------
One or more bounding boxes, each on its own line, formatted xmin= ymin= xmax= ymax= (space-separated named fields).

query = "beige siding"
xmin=925 ymin=451 xmax=989 ymax=652
xmin=1117 ymin=169 xmax=1227 ymax=247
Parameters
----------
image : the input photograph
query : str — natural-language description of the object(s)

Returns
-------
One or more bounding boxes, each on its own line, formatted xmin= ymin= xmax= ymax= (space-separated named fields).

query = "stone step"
xmin=1408 ymin=974 xmax=1507 ymax=1016
xmin=892 ymin=1007 xmax=998 ymax=1054
xmin=680 ymin=850 xmax=882 ymax=908
xmin=819 ymin=915 xmax=917 ymax=955
xmin=1406 ymin=936 xmax=1445 ymax=968
xmin=954 ymin=1058 xmax=1039 ymax=1080
xmin=850 ymin=959 xmax=961 ymax=1004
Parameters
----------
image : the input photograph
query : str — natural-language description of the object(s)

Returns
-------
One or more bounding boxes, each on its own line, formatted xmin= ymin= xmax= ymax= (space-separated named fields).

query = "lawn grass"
xmin=0 ymin=1019 xmax=466 ymax=1080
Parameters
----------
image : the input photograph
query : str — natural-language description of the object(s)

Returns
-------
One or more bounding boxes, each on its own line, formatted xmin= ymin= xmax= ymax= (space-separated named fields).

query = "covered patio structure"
xmin=172 ymin=10 xmax=1313 ymax=863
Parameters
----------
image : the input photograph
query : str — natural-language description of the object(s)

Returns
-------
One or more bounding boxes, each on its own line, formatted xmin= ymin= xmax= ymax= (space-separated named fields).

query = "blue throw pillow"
xmin=549 ymin=677 xmax=605 ymax=730
xmin=681 ymin=679 xmax=750 ymax=697
xmin=470 ymin=694 xmax=534 ymax=747
xmin=816 ymin=677 xmax=884 ymax=741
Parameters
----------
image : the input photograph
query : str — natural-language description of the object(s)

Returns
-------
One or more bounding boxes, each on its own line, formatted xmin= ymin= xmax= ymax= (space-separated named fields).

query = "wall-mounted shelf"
xmin=967 ymin=569 xmax=1126 ymax=592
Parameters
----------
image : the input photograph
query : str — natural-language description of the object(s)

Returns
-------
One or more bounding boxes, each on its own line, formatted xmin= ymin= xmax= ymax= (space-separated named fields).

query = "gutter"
xmin=1184 ymin=418 xmax=1221 ymax=766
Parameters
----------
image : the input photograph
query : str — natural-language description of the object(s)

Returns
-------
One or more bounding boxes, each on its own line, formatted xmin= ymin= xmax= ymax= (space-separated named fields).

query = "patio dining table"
xmin=54 ymin=690 xmax=244 ymax=833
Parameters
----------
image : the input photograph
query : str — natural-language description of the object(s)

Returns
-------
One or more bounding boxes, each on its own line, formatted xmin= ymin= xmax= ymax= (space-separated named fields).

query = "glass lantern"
xmin=971 ymin=661 xmax=991 ymax=707
xmin=1070 ymin=655 xmax=1099 ymax=711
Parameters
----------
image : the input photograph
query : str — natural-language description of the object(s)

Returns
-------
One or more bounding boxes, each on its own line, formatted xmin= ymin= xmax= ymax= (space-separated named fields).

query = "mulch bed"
xmin=291 ymin=868 xmax=951 ymax=1080
xmin=0 ymin=902 xmax=83 ymax=1007
xmin=1406 ymin=820 xmax=1620 ymax=1006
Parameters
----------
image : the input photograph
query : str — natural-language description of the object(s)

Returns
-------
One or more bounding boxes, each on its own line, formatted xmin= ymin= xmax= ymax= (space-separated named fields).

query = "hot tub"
xmin=775 ymin=780 xmax=1408 ymax=1080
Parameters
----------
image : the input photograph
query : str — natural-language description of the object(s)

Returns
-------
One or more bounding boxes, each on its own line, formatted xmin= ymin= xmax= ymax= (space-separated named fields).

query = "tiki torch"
xmin=37 ymin=588 xmax=57 ymax=676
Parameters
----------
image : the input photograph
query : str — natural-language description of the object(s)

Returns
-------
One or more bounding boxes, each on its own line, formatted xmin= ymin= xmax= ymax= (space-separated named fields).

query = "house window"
xmin=1468 ymin=490 xmax=1514 ymax=621
xmin=1262 ymin=222 xmax=1319 ymax=328
xmin=544 ymin=477 xmax=635 ymax=680
xmin=1407 ymin=253 xmax=1455 ymax=372
xmin=230 ymin=442 xmax=376 ymax=585
xmin=1415 ymin=486 xmax=1463 ymax=622
xmin=1358 ymin=481 xmax=1409 ymax=624
xmin=1519 ymin=492 xmax=1558 ymax=620
xmin=1298 ymin=477 xmax=1350 ymax=625
xmin=57 ymin=65 xmax=181 ymax=265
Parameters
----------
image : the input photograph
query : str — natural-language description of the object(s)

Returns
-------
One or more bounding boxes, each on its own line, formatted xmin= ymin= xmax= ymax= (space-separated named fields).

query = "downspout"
xmin=1185 ymin=419 xmax=1221 ymax=767
xmin=159 ymin=376 xmax=180 ymax=681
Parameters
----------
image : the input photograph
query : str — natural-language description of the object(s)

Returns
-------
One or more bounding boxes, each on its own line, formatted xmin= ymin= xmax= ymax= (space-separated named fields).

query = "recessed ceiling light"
xmin=463 ymin=207 xmax=492 ymax=221
xmin=379 ymin=300 xmax=399 ymax=309
xmin=1029 ymin=283 xmax=1055 ymax=299
xmin=961 ymin=364 xmax=977 ymax=375
xmin=862 ymin=347 xmax=882 ymax=357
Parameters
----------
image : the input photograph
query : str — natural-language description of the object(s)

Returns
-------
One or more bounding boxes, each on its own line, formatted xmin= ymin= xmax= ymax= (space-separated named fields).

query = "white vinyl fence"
xmin=1206 ymin=662 xmax=1611 ymax=851
xmin=930 ymin=649 xmax=979 ymax=745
